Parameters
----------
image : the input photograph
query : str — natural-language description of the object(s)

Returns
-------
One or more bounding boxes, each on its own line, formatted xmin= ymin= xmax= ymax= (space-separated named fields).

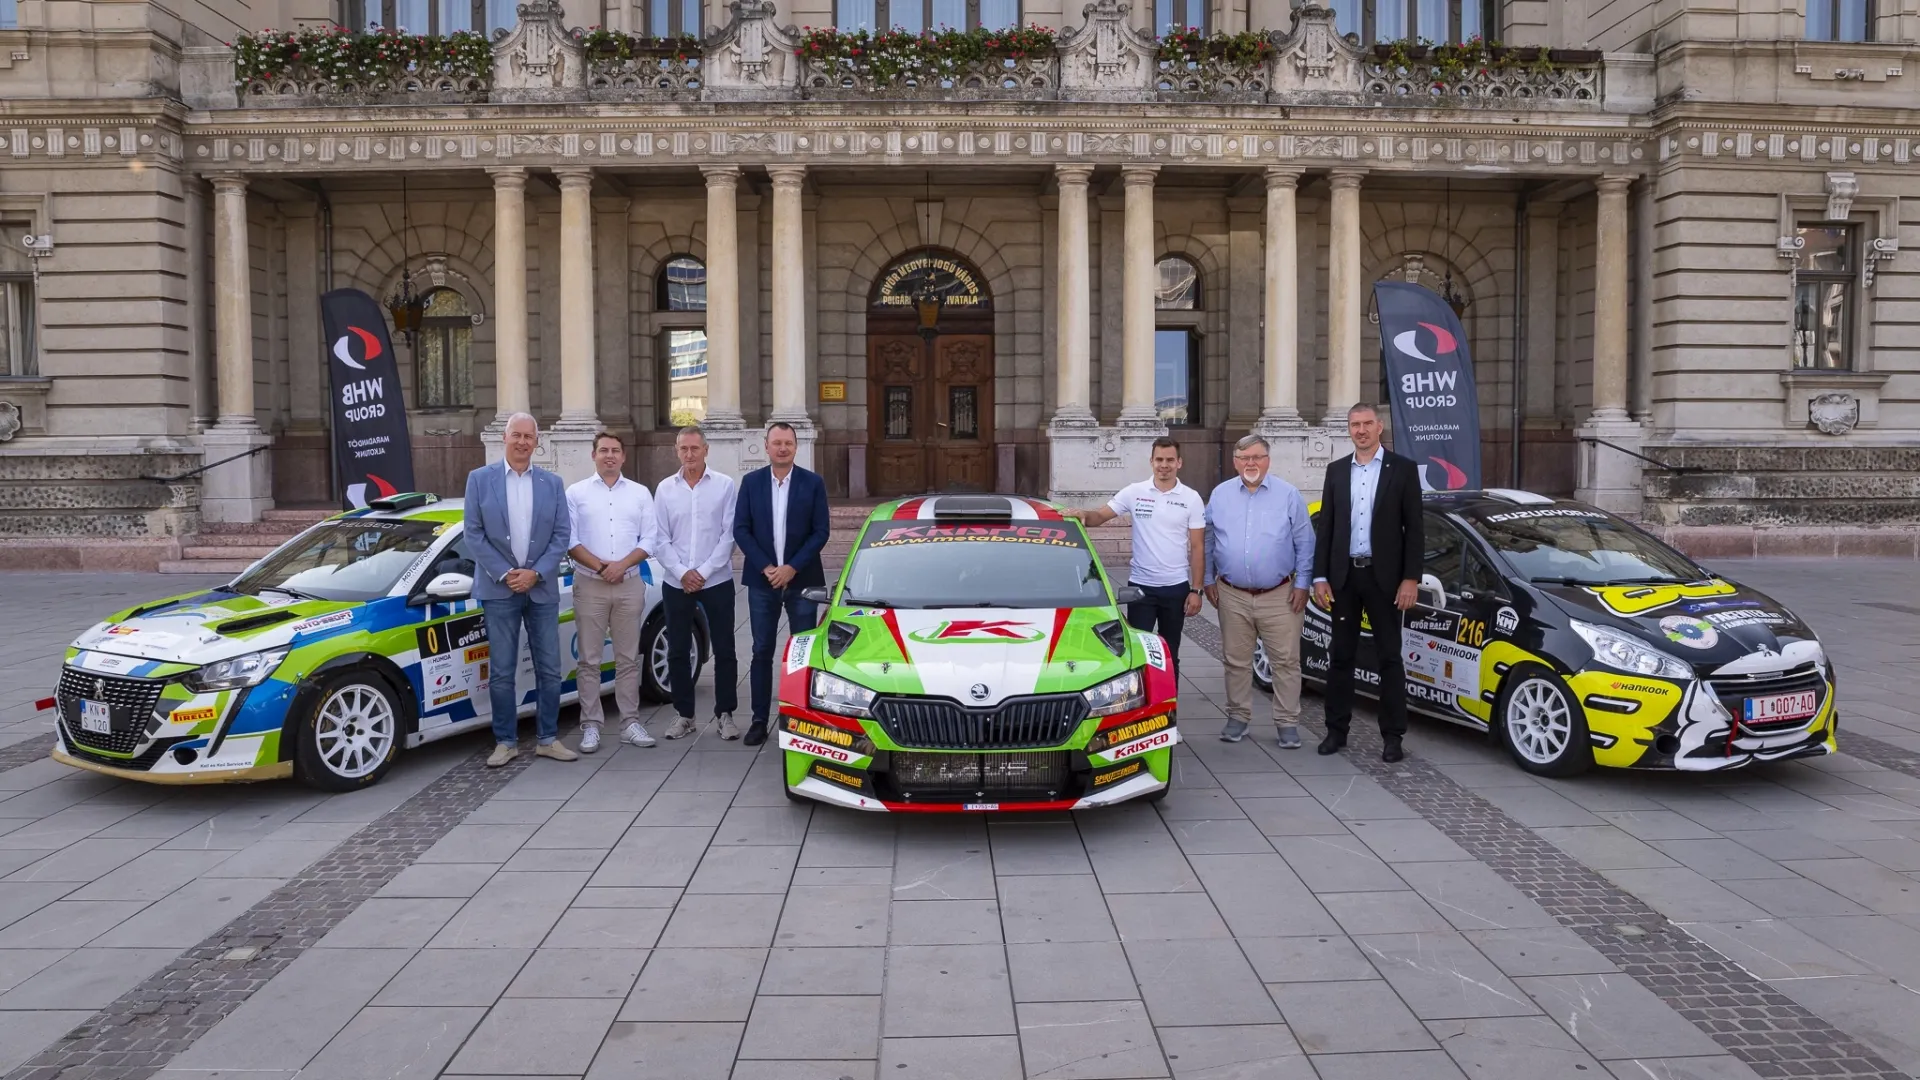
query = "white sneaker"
xmin=622 ymin=722 xmax=656 ymax=748
xmin=665 ymin=716 xmax=698 ymax=740
xmin=716 ymin=714 xmax=741 ymax=741
xmin=579 ymin=723 xmax=602 ymax=754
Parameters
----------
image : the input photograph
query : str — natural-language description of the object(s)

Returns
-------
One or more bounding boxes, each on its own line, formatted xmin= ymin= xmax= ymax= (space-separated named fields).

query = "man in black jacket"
xmin=1311 ymin=403 xmax=1424 ymax=762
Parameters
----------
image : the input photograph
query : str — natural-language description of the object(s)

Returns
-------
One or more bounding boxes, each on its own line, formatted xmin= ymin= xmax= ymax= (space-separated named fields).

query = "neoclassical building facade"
xmin=1 ymin=0 xmax=1918 ymax=567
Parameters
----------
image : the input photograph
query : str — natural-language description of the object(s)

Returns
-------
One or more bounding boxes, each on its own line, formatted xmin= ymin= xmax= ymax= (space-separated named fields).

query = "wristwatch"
xmin=1188 ymin=586 xmax=1202 ymax=595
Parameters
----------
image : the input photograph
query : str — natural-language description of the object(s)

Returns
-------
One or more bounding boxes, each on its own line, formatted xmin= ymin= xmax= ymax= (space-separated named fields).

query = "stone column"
xmin=767 ymin=163 xmax=816 ymax=468
xmin=1575 ymin=175 xmax=1647 ymax=514
xmin=1052 ymin=164 xmax=1095 ymax=424
xmin=1118 ymin=164 xmax=1162 ymax=425
xmin=185 ymin=178 xmax=215 ymax=432
xmin=1256 ymin=167 xmax=1327 ymax=492
xmin=1325 ymin=168 xmax=1366 ymax=428
xmin=700 ymin=165 xmax=752 ymax=478
xmin=483 ymin=168 xmax=530 ymax=465
xmin=548 ymin=166 xmax=599 ymax=483
xmin=201 ymin=173 xmax=273 ymax=523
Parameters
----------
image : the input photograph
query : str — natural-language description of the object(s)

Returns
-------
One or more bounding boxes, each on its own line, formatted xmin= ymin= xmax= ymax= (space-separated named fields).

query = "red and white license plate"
xmin=1744 ymin=691 xmax=1818 ymax=723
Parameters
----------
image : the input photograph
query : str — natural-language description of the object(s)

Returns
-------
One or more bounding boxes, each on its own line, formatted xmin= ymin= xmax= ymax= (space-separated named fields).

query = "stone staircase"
xmin=159 ymin=507 xmax=333 ymax=575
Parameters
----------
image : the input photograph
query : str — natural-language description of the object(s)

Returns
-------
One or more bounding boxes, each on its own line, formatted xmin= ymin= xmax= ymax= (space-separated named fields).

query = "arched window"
xmin=1329 ymin=0 xmax=1491 ymax=44
xmin=1154 ymin=255 xmax=1202 ymax=426
xmin=654 ymin=256 xmax=709 ymax=427
xmin=416 ymin=288 xmax=473 ymax=409
xmin=834 ymin=0 xmax=1020 ymax=33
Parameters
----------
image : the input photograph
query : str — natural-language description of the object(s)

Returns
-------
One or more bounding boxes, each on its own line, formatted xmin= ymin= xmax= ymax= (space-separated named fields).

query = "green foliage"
xmin=1156 ymin=28 xmax=1275 ymax=72
xmin=232 ymin=26 xmax=493 ymax=88
xmin=794 ymin=25 xmax=1058 ymax=84
xmin=576 ymin=27 xmax=703 ymax=61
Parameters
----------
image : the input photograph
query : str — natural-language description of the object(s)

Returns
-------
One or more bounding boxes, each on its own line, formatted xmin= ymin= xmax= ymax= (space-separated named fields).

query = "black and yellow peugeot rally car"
xmin=1284 ymin=489 xmax=1834 ymax=776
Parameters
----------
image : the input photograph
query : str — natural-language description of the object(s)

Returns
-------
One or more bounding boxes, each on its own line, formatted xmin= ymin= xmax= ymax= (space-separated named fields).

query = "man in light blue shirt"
xmin=1348 ymin=452 xmax=1382 ymax=560
xmin=1204 ymin=434 xmax=1316 ymax=748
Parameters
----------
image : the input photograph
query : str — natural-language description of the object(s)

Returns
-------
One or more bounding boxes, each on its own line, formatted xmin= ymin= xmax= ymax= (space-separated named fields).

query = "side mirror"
xmin=424 ymin=572 xmax=474 ymax=601
xmin=1418 ymin=573 xmax=1447 ymax=609
xmin=1115 ymin=586 xmax=1145 ymax=605
xmin=800 ymin=586 xmax=831 ymax=604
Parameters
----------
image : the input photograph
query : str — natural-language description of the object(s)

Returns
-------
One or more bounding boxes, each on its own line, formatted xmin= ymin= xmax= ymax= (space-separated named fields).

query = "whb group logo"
xmin=1374 ymin=281 xmax=1483 ymax=492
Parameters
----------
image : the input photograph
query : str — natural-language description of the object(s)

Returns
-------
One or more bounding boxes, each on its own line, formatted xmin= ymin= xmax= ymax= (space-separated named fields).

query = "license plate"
xmin=1745 ymin=691 xmax=1818 ymax=722
xmin=79 ymin=699 xmax=112 ymax=735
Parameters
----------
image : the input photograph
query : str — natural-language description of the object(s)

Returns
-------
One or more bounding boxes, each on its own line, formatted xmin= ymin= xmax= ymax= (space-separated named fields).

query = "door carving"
xmin=867 ymin=333 xmax=995 ymax=497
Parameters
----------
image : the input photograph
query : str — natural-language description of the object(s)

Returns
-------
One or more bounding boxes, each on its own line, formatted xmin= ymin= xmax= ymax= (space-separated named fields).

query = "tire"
xmin=294 ymin=669 xmax=402 ymax=792
xmin=641 ymin=611 xmax=706 ymax=704
xmin=1252 ymin=640 xmax=1274 ymax=695
xmin=1141 ymin=784 xmax=1169 ymax=804
xmin=1496 ymin=665 xmax=1593 ymax=778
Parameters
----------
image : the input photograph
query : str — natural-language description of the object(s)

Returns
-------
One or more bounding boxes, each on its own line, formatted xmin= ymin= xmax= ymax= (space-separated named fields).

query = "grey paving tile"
xmin=1594 ymin=867 xmax=1768 ymax=922
xmin=653 ymin=891 xmax=783 ymax=948
xmin=377 ymin=862 xmax=498 ymax=899
xmin=295 ymin=1005 xmax=484 ymax=1080
xmin=3 ymin=838 xmax=161 ymax=882
xmin=0 ymin=947 xmax=66 ymax=993
xmin=169 ymin=947 xmax=414 ymax=1071
xmin=1156 ymin=1024 xmax=1315 ymax=1080
xmin=542 ymin=904 xmax=669 ymax=949
xmin=1426 ymin=1015 xmax=1605 ymax=1080
xmin=1083 ymin=815 xmax=1205 ymax=894
xmin=1646 ymin=838 xmax=1798 ymax=880
xmin=199 ymin=838 xmax=340 ymax=878
xmin=464 ymin=798 xmax=566 ymax=824
xmin=1592 ymin=810 xmax=1720 ymax=841
xmin=1215 ymin=771 xmax=1310 ymax=799
xmin=685 ymin=843 xmax=799 ymax=894
xmin=1009 ymin=941 xmax=1139 ymax=1002
xmin=1533 ymin=826 xmax=1678 ymax=871
xmin=1779 ymin=855 xmax=1920 ymax=913
xmin=1164 ymin=817 xmax=1274 ymax=855
xmin=1238 ymin=935 xmax=1378 ymax=983
xmin=657 ymin=751 xmax=755 ymax=792
xmin=0 ymin=1010 xmax=91 ymax=1073
xmin=1354 ymin=932 xmax=1538 ymax=1020
xmin=588 ymin=826 xmax=715 ymax=887
xmin=372 ymin=947 xmax=531 ymax=1006
xmin=878 ymin=1035 xmax=1022 ymax=1080
xmin=740 ymin=994 xmax=882 ymax=1059
xmin=1461 ymin=927 xmax=1618 ymax=978
xmin=1841 ymin=837 xmax=1920 ymax=871
xmin=1514 ymin=974 xmax=1725 ymax=1060
xmin=0 ymin=899 xmax=146 ymax=948
xmin=799 ymin=821 xmax=899 ymax=867
xmin=1152 ymin=786 xmax=1250 ymax=821
xmin=884 ymin=944 xmax=1015 ymax=1037
xmin=891 ymin=899 xmax=1003 ymax=945
xmin=619 ymin=947 xmax=766 ymax=1021
xmin=1126 ymin=938 xmax=1279 ymax=1026
xmin=573 ymin=885 xmax=682 ymax=908
xmin=774 ymin=883 xmax=890 ymax=946
xmin=1107 ymin=892 xmax=1232 ymax=940
xmin=1792 ymin=913 xmax=1920 ymax=981
xmin=894 ymin=838 xmax=996 ymax=900
xmin=1017 ymin=999 xmax=1169 ymax=1079
xmin=1601 ymin=1058 xmax=1766 ymax=1080
xmin=504 ymin=948 xmax=648 ymax=998
xmin=1272 ymin=835 xmax=1405 ymax=893
xmin=732 ymin=1062 xmax=877 ymax=1080
xmin=0 ymin=945 xmax=175 ymax=1009
xmin=1236 ymin=796 xmax=1353 ymax=837
xmin=502 ymin=847 xmax=608 ymax=873
xmin=759 ymin=946 xmax=886 ymax=996
xmin=429 ymin=870 xmax=589 ymax=948
xmin=1320 ymin=891 xmax=1454 ymax=936
xmin=1738 ymin=874 xmax=1871 ymax=918
xmin=1768 ymin=973 xmax=1920 ymax=1076
xmin=1475 ymin=786 xmax=1605 ymax=829
xmin=316 ymin=896 xmax=463 ymax=948
xmin=1186 ymin=853 xmax=1342 ymax=938
xmin=1675 ymin=918 xmax=1872 ymax=981
xmin=988 ymin=821 xmax=1092 ymax=875
xmin=999 ymin=874 xmax=1117 ymax=943
xmin=1391 ymin=861 xmax=1560 ymax=933
xmin=64 ymin=848 xmax=234 ymax=901
xmin=635 ymin=790 xmax=736 ymax=827
xmin=1266 ymin=980 xmax=1436 ymax=1054
xmin=451 ymin=997 xmax=621 ymax=1075
xmin=713 ymin=803 xmax=814 ymax=846
xmin=416 ymin=822 xmax=538 ymax=863
xmin=1309 ymin=1049 xmax=1468 ymax=1080
xmin=1347 ymin=818 xmax=1472 ymax=863
xmin=1296 ymin=774 xmax=1421 ymax=821
xmin=91 ymin=875 xmax=280 ymax=949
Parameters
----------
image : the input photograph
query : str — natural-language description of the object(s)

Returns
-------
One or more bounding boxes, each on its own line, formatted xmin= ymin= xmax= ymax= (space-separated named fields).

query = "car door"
xmin=408 ymin=529 xmax=496 ymax=735
xmin=1401 ymin=513 xmax=1505 ymax=726
xmin=1297 ymin=505 xmax=1385 ymax=693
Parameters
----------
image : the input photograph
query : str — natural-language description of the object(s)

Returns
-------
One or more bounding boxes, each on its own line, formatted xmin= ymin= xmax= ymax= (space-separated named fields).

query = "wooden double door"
xmin=867 ymin=329 xmax=995 ymax=497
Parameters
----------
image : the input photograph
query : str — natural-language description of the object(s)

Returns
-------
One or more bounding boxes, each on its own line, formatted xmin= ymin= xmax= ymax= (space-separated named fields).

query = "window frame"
xmin=836 ymin=0 xmax=1022 ymax=33
xmin=653 ymin=255 xmax=709 ymax=430
xmin=648 ymin=0 xmax=702 ymax=38
xmin=1151 ymin=327 xmax=1202 ymax=428
xmin=1334 ymin=0 xmax=1492 ymax=45
xmin=1792 ymin=221 xmax=1858 ymax=372
xmin=414 ymin=287 xmax=474 ymax=410
xmin=1153 ymin=0 xmax=1207 ymax=35
xmin=343 ymin=0 xmax=498 ymax=35
xmin=1806 ymin=0 xmax=1875 ymax=43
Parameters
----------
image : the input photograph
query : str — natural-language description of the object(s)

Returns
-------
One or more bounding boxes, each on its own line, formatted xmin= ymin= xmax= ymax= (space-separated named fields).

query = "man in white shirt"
xmin=566 ymin=433 xmax=657 ymax=754
xmin=653 ymin=425 xmax=741 ymax=740
xmin=1067 ymin=437 xmax=1206 ymax=676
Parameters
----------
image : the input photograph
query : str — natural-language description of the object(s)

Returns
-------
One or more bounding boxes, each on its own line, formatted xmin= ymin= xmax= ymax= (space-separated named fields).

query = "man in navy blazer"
xmin=734 ymin=422 xmax=831 ymax=746
xmin=464 ymin=413 xmax=577 ymax=768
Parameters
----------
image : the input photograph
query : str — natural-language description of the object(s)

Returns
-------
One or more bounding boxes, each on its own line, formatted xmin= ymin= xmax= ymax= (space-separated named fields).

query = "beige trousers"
xmin=573 ymin=572 xmax=645 ymax=728
xmin=1219 ymin=582 xmax=1305 ymax=727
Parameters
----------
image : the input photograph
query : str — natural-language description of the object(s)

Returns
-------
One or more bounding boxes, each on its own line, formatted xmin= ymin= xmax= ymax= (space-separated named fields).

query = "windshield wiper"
xmin=1529 ymin=575 xmax=1681 ymax=587
xmin=839 ymin=596 xmax=893 ymax=609
xmin=923 ymin=601 xmax=1004 ymax=608
xmin=255 ymin=585 xmax=324 ymax=602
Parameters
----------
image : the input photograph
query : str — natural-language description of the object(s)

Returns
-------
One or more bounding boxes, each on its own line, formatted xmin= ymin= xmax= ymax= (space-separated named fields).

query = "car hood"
xmin=1538 ymin=578 xmax=1823 ymax=671
xmin=819 ymin=606 xmax=1134 ymax=706
xmin=71 ymin=589 xmax=365 ymax=667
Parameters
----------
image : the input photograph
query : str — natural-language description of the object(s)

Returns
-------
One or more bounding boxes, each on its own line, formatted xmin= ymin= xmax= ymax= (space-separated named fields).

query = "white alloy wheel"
xmin=314 ymin=683 xmax=397 ymax=780
xmin=642 ymin=614 xmax=705 ymax=704
xmin=1252 ymin=640 xmax=1273 ymax=693
xmin=1505 ymin=677 xmax=1573 ymax=766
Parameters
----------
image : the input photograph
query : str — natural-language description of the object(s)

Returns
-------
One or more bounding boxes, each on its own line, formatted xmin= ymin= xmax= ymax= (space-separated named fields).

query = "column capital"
xmin=701 ymin=164 xmax=743 ymax=187
xmin=1595 ymin=173 xmax=1635 ymax=194
xmin=553 ymin=166 xmax=595 ymax=189
xmin=1265 ymin=166 xmax=1306 ymax=188
xmin=1327 ymin=168 xmax=1368 ymax=189
xmin=1054 ymin=163 xmax=1096 ymax=186
xmin=767 ymin=163 xmax=808 ymax=188
xmin=207 ymin=172 xmax=248 ymax=196
xmin=486 ymin=166 xmax=528 ymax=190
xmin=1121 ymin=163 xmax=1160 ymax=185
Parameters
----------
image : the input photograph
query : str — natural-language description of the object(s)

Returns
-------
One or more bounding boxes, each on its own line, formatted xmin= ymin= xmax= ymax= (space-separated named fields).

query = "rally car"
xmin=775 ymin=493 xmax=1179 ymax=811
xmin=52 ymin=493 xmax=708 ymax=790
xmin=1256 ymin=489 xmax=1834 ymax=776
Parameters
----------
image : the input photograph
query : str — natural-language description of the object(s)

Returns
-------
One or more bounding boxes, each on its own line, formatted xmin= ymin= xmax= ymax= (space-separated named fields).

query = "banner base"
xmin=199 ymin=425 xmax=274 ymax=524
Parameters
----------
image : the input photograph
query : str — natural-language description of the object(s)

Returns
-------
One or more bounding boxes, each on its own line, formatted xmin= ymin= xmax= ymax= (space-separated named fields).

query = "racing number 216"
xmin=1456 ymin=618 xmax=1487 ymax=648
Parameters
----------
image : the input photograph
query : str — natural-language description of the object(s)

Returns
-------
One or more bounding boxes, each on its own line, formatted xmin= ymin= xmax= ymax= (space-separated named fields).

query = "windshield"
xmin=1467 ymin=506 xmax=1703 ymax=586
xmin=841 ymin=521 xmax=1111 ymax=609
xmin=229 ymin=519 xmax=443 ymax=602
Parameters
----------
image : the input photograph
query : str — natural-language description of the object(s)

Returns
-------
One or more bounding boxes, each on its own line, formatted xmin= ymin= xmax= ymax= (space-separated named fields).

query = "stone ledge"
xmin=1649 ymin=525 xmax=1920 ymax=560
xmin=0 ymin=538 xmax=183 ymax=572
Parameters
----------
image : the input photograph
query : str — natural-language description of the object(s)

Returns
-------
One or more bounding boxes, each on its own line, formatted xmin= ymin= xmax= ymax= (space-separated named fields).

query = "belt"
xmin=1221 ymin=576 xmax=1291 ymax=597
xmin=1350 ymin=557 xmax=1373 ymax=568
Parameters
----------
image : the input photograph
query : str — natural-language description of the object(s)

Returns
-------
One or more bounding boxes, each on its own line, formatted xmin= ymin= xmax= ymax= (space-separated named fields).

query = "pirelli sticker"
xmin=811 ymin=762 xmax=867 ymax=791
xmin=168 ymin=706 xmax=219 ymax=725
xmin=1104 ymin=714 xmax=1171 ymax=746
xmin=1093 ymin=760 xmax=1144 ymax=787
xmin=785 ymin=718 xmax=854 ymax=748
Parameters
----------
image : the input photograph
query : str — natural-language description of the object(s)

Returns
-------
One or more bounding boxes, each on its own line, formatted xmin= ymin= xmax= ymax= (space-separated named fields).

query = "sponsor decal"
xmin=82 ymin=652 xmax=137 ymax=673
xmin=1402 ymin=631 xmax=1482 ymax=698
xmin=419 ymin=614 xmax=484 ymax=658
xmin=1703 ymin=609 xmax=1789 ymax=628
xmin=1484 ymin=507 xmax=1608 ymax=523
xmin=1681 ymin=599 xmax=1760 ymax=614
xmin=873 ymin=524 xmax=1075 ymax=548
xmin=168 ymin=706 xmax=219 ymax=725
xmin=811 ymin=763 xmax=866 ymax=789
xmin=1608 ymin=678 xmax=1675 ymax=697
xmin=1106 ymin=714 xmax=1171 ymax=745
xmin=1303 ymin=625 xmax=1332 ymax=651
xmin=1305 ymin=653 xmax=1331 ymax=672
xmin=431 ymin=689 xmax=469 ymax=706
xmin=785 ymin=718 xmax=854 ymax=748
xmin=784 ymin=733 xmax=854 ymax=762
xmin=843 ymin=609 xmax=883 ymax=618
xmin=1494 ymin=606 xmax=1519 ymax=635
xmin=1109 ymin=730 xmax=1172 ymax=759
xmin=464 ymin=644 xmax=490 ymax=663
xmin=1136 ymin=632 xmax=1168 ymax=671
xmin=1660 ymin=615 xmax=1720 ymax=650
xmin=964 ymin=803 xmax=1000 ymax=810
xmin=433 ymin=522 xmax=453 ymax=535
xmin=1093 ymin=760 xmax=1144 ymax=787
xmin=908 ymin=620 xmax=1046 ymax=643
xmin=1407 ymin=612 xmax=1457 ymax=636
xmin=105 ymin=624 xmax=138 ymax=636
xmin=291 ymin=610 xmax=355 ymax=636
xmin=1455 ymin=617 xmax=1488 ymax=648
xmin=1586 ymin=579 xmax=1737 ymax=617
xmin=786 ymin=634 xmax=815 ymax=673
xmin=1408 ymin=681 xmax=1455 ymax=705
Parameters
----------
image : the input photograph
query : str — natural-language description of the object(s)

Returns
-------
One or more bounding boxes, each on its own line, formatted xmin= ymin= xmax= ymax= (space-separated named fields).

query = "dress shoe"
xmin=1316 ymin=732 xmax=1347 ymax=755
xmin=743 ymin=719 xmax=769 ymax=746
xmin=1381 ymin=739 xmax=1405 ymax=764
xmin=485 ymin=742 xmax=518 ymax=768
xmin=536 ymin=741 xmax=579 ymax=762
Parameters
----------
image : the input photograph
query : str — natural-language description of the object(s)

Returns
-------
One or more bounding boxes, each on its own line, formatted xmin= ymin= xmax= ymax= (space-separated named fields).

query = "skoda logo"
xmin=969 ymin=683 xmax=990 ymax=702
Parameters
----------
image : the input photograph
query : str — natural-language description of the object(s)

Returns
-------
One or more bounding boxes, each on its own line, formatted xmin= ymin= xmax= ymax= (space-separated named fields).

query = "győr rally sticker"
xmin=1659 ymin=615 xmax=1719 ymax=650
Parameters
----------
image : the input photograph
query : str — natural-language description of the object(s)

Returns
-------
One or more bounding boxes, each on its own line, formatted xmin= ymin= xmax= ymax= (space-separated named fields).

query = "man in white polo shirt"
xmin=565 ymin=432 xmax=657 ymax=754
xmin=1067 ymin=437 xmax=1206 ymax=676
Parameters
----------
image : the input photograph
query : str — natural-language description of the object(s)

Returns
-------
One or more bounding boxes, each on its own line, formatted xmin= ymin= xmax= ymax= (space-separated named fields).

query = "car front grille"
xmin=872 ymin=694 xmax=1088 ymax=750
xmin=1706 ymin=663 xmax=1828 ymax=735
xmin=884 ymin=750 xmax=1073 ymax=803
xmin=55 ymin=667 xmax=164 ymax=757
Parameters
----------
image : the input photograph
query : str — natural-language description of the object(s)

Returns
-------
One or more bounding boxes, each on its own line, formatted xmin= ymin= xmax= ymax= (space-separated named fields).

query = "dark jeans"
xmin=665 ymin=581 xmax=738 ymax=720
xmin=1324 ymin=570 xmax=1409 ymax=742
xmin=1125 ymin=580 xmax=1189 ymax=676
xmin=481 ymin=594 xmax=562 ymax=745
xmin=748 ymin=585 xmax=821 ymax=723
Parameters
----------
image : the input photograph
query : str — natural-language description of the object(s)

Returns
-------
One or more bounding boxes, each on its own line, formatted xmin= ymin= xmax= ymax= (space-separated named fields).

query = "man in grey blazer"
xmin=465 ymin=413 xmax=578 ymax=767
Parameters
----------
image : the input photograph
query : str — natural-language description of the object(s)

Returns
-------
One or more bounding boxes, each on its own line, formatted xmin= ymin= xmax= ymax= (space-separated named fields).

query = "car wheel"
xmin=294 ymin=670 xmax=401 ymax=792
xmin=641 ymin=612 xmax=705 ymax=704
xmin=1497 ymin=666 xmax=1592 ymax=778
xmin=1252 ymin=641 xmax=1274 ymax=695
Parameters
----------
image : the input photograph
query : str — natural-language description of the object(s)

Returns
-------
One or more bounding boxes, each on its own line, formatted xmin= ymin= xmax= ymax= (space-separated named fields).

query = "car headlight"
xmin=1570 ymin=621 xmax=1692 ymax=681
xmin=809 ymin=670 xmax=876 ymax=717
xmin=1083 ymin=670 xmax=1145 ymax=717
xmin=183 ymin=649 xmax=288 ymax=693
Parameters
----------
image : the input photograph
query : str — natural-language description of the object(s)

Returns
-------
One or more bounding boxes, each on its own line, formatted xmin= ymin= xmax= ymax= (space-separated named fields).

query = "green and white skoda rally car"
xmin=777 ymin=494 xmax=1180 ymax=812
xmin=52 ymin=493 xmax=707 ymax=791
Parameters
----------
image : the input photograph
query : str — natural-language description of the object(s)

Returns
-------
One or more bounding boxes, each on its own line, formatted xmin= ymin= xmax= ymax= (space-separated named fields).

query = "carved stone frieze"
xmin=1270 ymin=5 xmax=1365 ymax=92
xmin=1057 ymin=0 xmax=1156 ymax=101
xmin=491 ymin=0 xmax=585 ymax=101
xmin=705 ymin=0 xmax=801 ymax=99
xmin=1809 ymin=392 xmax=1860 ymax=435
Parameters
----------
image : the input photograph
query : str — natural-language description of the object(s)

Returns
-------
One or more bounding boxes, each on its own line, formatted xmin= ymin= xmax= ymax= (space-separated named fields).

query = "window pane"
xmin=1461 ymin=0 xmax=1482 ymax=38
xmin=450 ymin=325 xmax=473 ymax=405
xmin=0 ymin=281 xmax=16 ymax=376
xmin=978 ymin=0 xmax=1017 ymax=29
xmin=932 ymin=0 xmax=963 ymax=28
xmin=948 ymin=386 xmax=978 ymax=439
xmin=1794 ymin=281 xmax=1850 ymax=370
xmin=423 ymin=287 xmax=468 ymax=317
xmin=419 ymin=329 xmax=448 ymax=407
xmin=1416 ymin=0 xmax=1447 ymax=40
xmin=681 ymin=0 xmax=700 ymax=35
xmin=893 ymin=0 xmax=923 ymax=33
xmin=1153 ymin=329 xmax=1193 ymax=425
xmin=663 ymin=329 xmax=708 ymax=426
xmin=1 ymin=0 xmax=19 ymax=29
xmin=1155 ymin=257 xmax=1198 ymax=309
xmin=661 ymin=257 xmax=707 ymax=311
xmin=1797 ymin=226 xmax=1851 ymax=271
xmin=884 ymin=386 xmax=913 ymax=438
xmin=1375 ymin=0 xmax=1409 ymax=40
xmin=1422 ymin=512 xmax=1465 ymax=589
xmin=1839 ymin=0 xmax=1868 ymax=41
xmin=395 ymin=0 xmax=428 ymax=31
xmin=488 ymin=0 xmax=515 ymax=33
xmin=1155 ymin=0 xmax=1174 ymax=34
xmin=838 ymin=0 xmax=878 ymax=31
xmin=1806 ymin=0 xmax=1833 ymax=40
xmin=1329 ymin=0 xmax=1360 ymax=37
xmin=438 ymin=0 xmax=471 ymax=32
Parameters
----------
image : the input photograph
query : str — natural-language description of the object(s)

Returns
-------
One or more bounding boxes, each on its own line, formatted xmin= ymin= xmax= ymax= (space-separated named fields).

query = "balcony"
xmin=204 ymin=0 xmax=1611 ymax=112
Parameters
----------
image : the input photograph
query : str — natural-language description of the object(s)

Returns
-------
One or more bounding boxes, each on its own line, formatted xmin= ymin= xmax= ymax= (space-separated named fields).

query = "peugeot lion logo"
xmin=969 ymin=683 xmax=990 ymax=702
xmin=94 ymin=678 xmax=106 ymax=697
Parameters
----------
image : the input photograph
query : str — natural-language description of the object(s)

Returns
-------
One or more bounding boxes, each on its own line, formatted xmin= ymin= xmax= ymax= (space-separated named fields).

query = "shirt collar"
xmin=594 ymin=473 xmax=631 ymax=490
xmin=504 ymin=460 xmax=532 ymax=478
xmin=1353 ymin=452 xmax=1383 ymax=471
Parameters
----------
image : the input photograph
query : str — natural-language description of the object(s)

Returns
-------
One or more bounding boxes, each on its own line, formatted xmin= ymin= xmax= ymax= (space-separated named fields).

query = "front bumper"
xmin=52 ymin=743 xmax=291 ymax=784
xmin=52 ymin=658 xmax=293 ymax=782
xmin=1569 ymin=664 xmax=1838 ymax=772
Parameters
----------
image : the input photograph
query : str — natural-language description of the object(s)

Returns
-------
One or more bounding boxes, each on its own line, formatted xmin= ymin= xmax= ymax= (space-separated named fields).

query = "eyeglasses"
xmin=1233 ymin=454 xmax=1269 ymax=463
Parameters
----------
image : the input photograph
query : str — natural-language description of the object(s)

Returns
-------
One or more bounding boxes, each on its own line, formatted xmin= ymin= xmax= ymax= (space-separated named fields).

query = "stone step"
xmin=187 ymin=531 xmax=301 ymax=548
xmin=180 ymin=545 xmax=276 ymax=561
xmin=262 ymin=507 xmax=335 ymax=523
xmin=198 ymin=519 xmax=319 ymax=536
xmin=158 ymin=558 xmax=254 ymax=575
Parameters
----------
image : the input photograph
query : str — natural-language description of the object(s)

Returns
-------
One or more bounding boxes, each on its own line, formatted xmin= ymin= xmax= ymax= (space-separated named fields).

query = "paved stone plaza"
xmin=1 ymin=561 xmax=1919 ymax=1080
